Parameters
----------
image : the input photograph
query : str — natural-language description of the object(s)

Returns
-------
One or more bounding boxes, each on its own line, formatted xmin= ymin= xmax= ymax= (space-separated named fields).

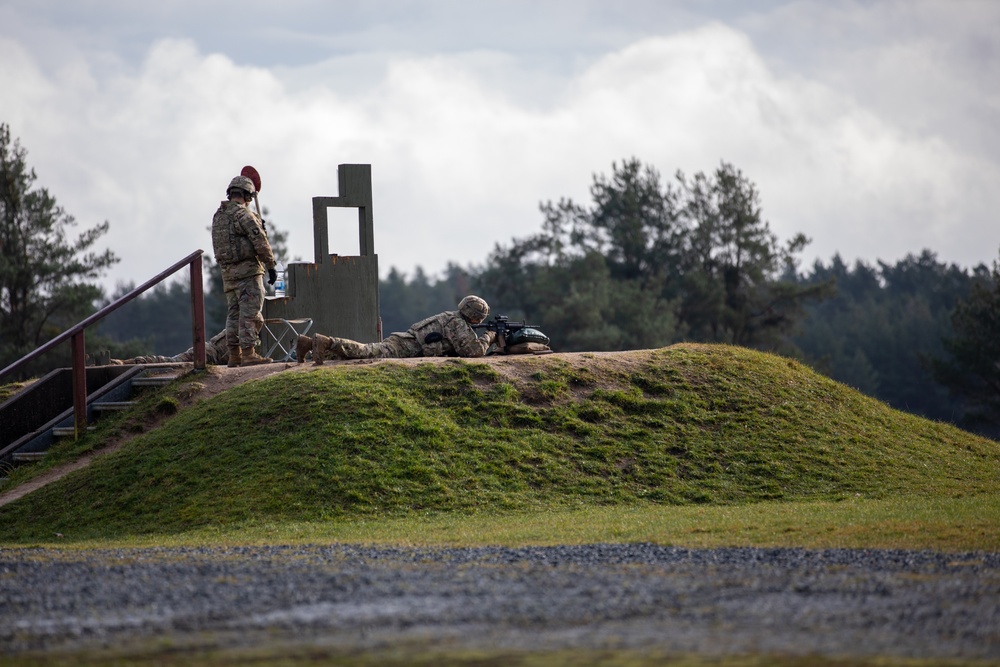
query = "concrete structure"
xmin=261 ymin=165 xmax=380 ymax=354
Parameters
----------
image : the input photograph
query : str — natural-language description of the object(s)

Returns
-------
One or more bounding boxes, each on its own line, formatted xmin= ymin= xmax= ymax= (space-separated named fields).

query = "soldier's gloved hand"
xmin=484 ymin=330 xmax=497 ymax=345
xmin=267 ymin=268 xmax=277 ymax=285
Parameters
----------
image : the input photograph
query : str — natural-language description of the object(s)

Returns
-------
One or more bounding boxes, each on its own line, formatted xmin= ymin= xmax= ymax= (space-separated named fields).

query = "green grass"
xmin=3 ymin=346 xmax=999 ymax=666
xmin=1 ymin=344 xmax=997 ymax=544
xmin=39 ymin=495 xmax=996 ymax=553
xmin=0 ymin=377 xmax=36 ymax=403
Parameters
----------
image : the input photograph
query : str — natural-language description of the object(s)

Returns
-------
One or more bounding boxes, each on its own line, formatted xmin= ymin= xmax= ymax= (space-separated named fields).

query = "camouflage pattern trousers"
xmin=225 ymin=274 xmax=265 ymax=349
xmin=352 ymin=334 xmax=422 ymax=359
xmin=315 ymin=333 xmax=421 ymax=361
xmin=345 ymin=333 xmax=422 ymax=358
xmin=123 ymin=331 xmax=230 ymax=366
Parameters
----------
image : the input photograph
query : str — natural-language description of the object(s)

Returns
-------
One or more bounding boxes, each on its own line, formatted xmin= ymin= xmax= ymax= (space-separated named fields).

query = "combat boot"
xmin=227 ymin=346 xmax=242 ymax=368
xmin=312 ymin=334 xmax=330 ymax=365
xmin=295 ymin=335 xmax=312 ymax=364
xmin=240 ymin=346 xmax=272 ymax=366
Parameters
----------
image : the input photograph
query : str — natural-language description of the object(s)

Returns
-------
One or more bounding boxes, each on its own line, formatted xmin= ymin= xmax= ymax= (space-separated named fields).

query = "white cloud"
xmin=1 ymin=14 xmax=998 ymax=297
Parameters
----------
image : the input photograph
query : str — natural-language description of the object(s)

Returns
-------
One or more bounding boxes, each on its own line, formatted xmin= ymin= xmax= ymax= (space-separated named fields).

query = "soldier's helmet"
xmin=458 ymin=295 xmax=490 ymax=324
xmin=227 ymin=175 xmax=256 ymax=198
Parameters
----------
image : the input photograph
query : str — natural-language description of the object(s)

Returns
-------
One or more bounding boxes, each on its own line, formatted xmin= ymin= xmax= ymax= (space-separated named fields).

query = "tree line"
xmin=2 ymin=122 xmax=997 ymax=435
xmin=379 ymin=159 xmax=1000 ymax=437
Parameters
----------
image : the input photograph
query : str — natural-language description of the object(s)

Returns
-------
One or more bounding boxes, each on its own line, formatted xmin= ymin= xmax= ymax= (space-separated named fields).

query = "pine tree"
xmin=0 ymin=123 xmax=118 ymax=374
xmin=932 ymin=253 xmax=1000 ymax=429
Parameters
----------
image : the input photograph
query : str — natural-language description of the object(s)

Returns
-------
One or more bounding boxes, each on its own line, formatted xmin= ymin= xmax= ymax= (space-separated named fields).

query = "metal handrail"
xmin=0 ymin=249 xmax=207 ymax=437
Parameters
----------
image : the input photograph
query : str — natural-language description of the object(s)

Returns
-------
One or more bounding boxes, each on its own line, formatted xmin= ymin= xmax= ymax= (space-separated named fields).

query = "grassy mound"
xmin=1 ymin=344 xmax=997 ymax=541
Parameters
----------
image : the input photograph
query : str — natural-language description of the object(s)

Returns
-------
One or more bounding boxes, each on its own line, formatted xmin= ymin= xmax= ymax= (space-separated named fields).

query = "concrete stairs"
xmin=0 ymin=364 xmax=186 ymax=477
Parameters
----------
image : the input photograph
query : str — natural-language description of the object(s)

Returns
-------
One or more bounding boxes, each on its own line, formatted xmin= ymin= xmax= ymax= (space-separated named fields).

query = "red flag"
xmin=240 ymin=165 xmax=261 ymax=193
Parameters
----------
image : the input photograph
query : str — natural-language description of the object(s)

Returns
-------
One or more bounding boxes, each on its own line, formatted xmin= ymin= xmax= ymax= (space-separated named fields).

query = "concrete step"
xmin=132 ymin=375 xmax=179 ymax=388
xmin=12 ymin=451 xmax=46 ymax=462
xmin=52 ymin=426 xmax=96 ymax=438
xmin=93 ymin=401 xmax=137 ymax=412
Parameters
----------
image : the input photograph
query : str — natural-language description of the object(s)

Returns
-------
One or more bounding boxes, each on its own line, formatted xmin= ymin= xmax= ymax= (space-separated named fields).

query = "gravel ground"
xmin=1 ymin=544 xmax=999 ymax=661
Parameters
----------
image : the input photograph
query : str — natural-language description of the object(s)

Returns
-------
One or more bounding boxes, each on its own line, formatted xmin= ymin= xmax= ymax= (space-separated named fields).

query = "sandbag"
xmin=507 ymin=327 xmax=550 ymax=346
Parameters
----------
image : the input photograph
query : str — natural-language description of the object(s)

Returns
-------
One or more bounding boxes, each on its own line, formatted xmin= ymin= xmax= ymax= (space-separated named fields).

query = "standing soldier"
xmin=211 ymin=174 xmax=277 ymax=366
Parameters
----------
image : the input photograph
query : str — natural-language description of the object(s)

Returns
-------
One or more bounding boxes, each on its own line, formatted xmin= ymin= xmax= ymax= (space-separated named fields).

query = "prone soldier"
xmin=114 ymin=330 xmax=231 ymax=366
xmin=296 ymin=295 xmax=497 ymax=364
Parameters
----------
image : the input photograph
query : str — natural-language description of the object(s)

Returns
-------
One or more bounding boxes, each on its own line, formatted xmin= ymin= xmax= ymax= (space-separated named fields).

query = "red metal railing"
xmin=0 ymin=250 xmax=207 ymax=438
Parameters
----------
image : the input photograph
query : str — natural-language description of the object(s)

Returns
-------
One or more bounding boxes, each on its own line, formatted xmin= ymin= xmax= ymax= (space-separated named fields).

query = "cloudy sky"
xmin=1 ymin=0 xmax=998 ymax=291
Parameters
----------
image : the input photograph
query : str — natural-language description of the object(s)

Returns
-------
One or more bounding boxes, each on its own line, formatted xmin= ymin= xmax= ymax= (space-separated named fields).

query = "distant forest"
xmin=45 ymin=158 xmax=1000 ymax=438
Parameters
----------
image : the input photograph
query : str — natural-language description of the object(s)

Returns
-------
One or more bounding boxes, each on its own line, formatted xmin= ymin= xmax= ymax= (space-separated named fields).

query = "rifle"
xmin=473 ymin=315 xmax=542 ymax=353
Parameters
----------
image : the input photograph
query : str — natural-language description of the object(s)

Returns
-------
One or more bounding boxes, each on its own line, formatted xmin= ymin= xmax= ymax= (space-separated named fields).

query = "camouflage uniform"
xmin=308 ymin=310 xmax=496 ymax=363
xmin=173 ymin=330 xmax=231 ymax=365
xmin=211 ymin=199 xmax=275 ymax=350
xmin=118 ymin=330 xmax=231 ymax=365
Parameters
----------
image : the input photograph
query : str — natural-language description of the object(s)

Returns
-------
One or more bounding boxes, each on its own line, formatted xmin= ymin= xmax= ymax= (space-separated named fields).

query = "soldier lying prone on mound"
xmin=112 ymin=330 xmax=232 ymax=366
xmin=296 ymin=295 xmax=497 ymax=364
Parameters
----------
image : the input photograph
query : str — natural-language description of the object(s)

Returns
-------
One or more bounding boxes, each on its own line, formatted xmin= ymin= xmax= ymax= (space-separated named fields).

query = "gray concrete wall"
xmin=261 ymin=164 xmax=381 ymax=356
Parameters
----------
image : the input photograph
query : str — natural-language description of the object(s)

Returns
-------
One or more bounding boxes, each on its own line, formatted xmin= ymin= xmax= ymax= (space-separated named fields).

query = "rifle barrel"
xmin=472 ymin=317 xmax=539 ymax=330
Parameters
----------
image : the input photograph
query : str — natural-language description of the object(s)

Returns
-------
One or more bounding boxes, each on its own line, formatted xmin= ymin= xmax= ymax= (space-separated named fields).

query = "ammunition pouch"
xmin=412 ymin=315 xmax=446 ymax=356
